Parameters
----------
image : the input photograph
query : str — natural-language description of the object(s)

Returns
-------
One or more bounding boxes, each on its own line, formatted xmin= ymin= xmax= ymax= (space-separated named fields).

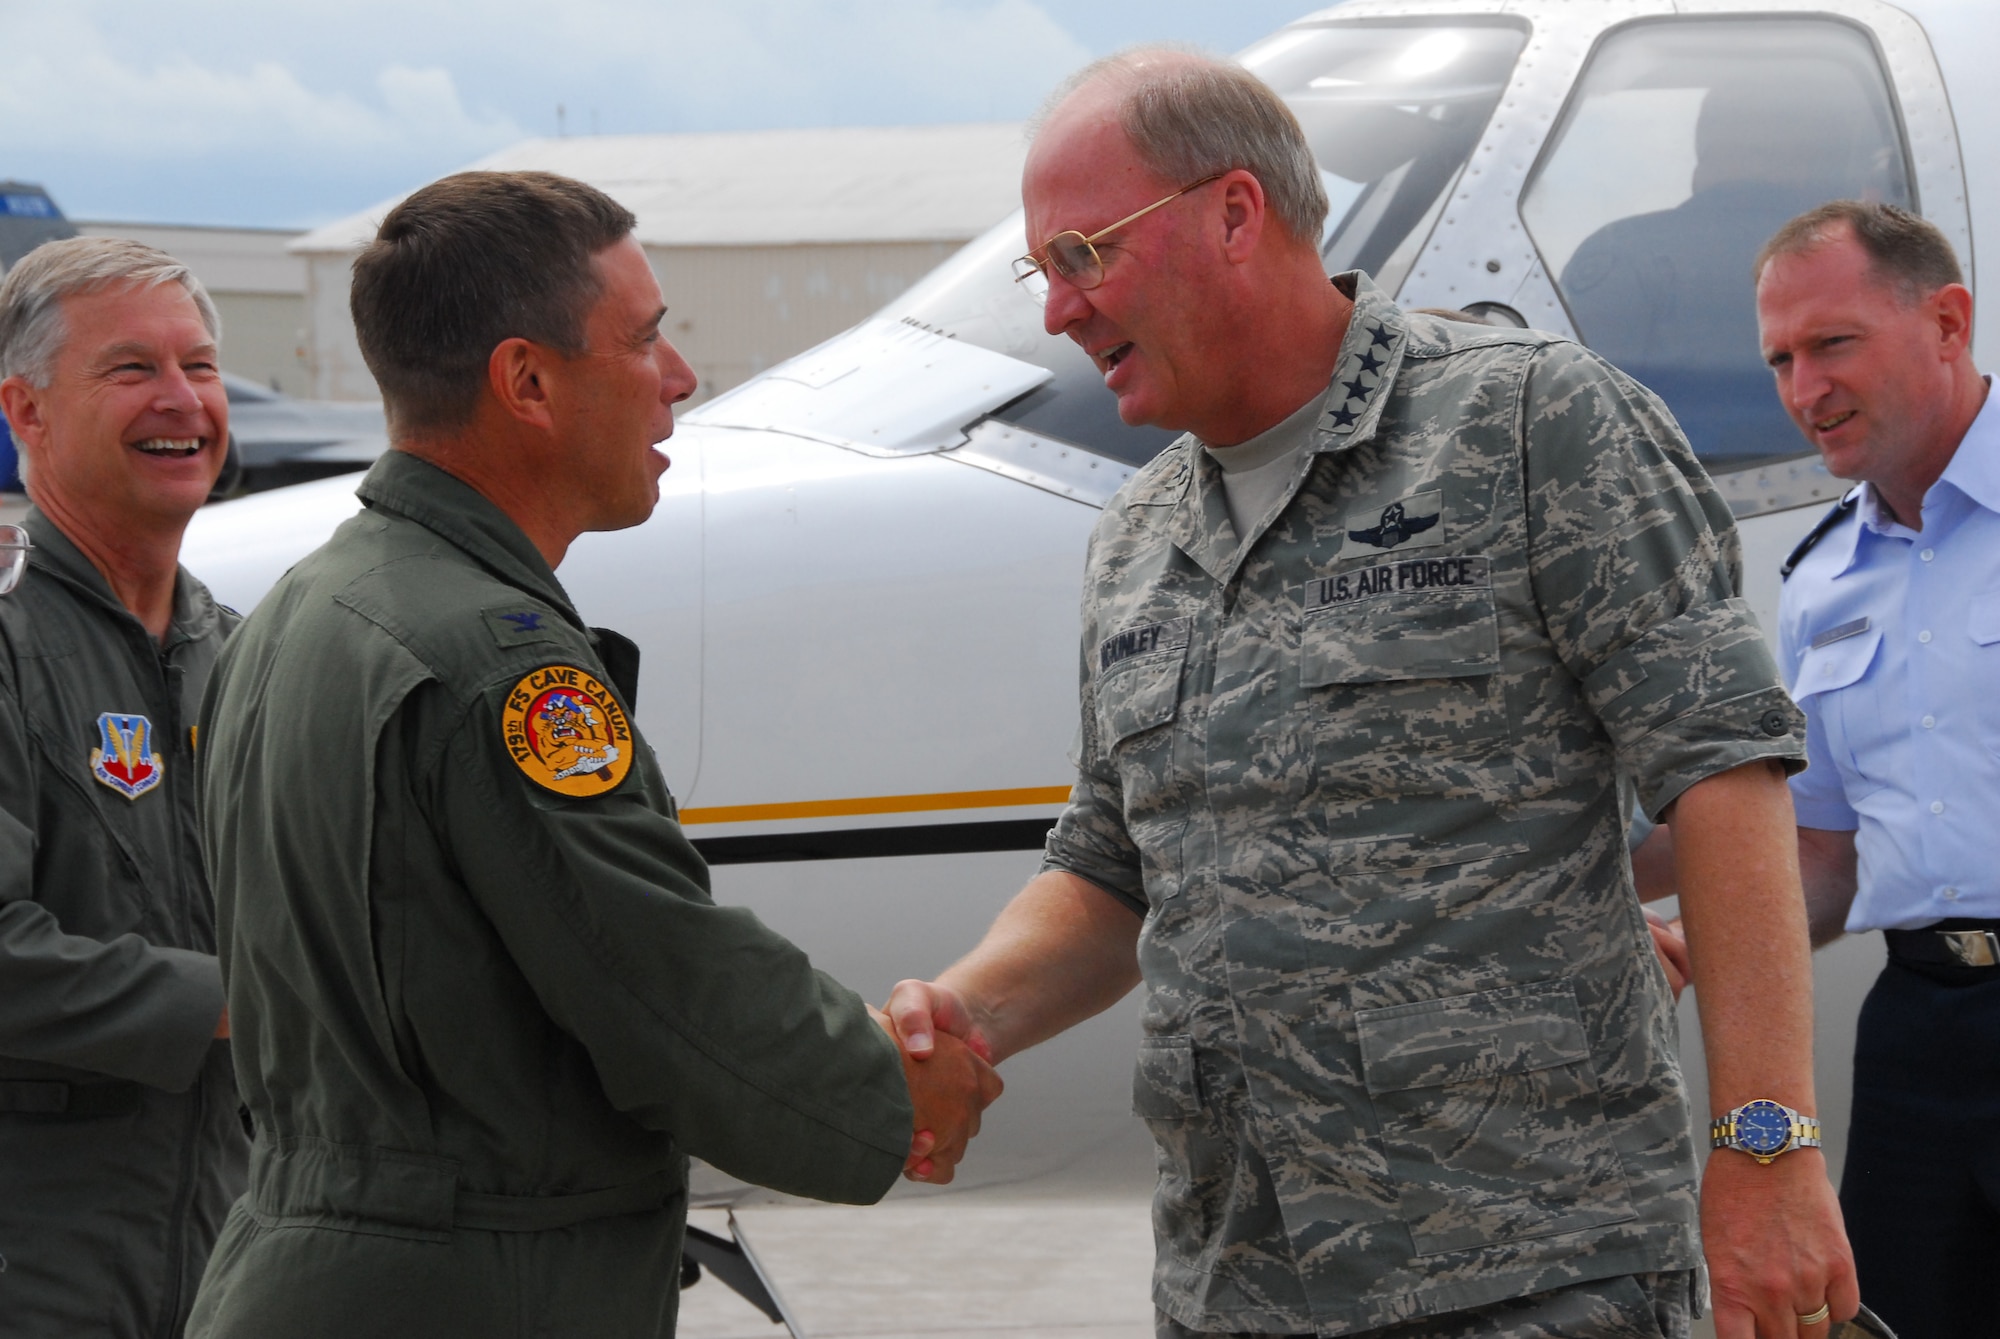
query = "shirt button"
xmin=1920 ymin=548 xmax=1935 ymax=562
xmin=1931 ymin=800 xmax=1946 ymax=814
xmin=1919 ymin=630 xmax=1933 ymax=643
xmin=1943 ymin=887 xmax=1961 ymax=901
xmin=1922 ymin=714 xmax=1936 ymax=729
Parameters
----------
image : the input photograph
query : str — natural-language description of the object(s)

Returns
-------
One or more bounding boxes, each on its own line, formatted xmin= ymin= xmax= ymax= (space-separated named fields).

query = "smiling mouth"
xmin=131 ymin=438 xmax=204 ymax=457
xmin=1095 ymin=342 xmax=1133 ymax=374
xmin=1813 ymin=411 xmax=1856 ymax=434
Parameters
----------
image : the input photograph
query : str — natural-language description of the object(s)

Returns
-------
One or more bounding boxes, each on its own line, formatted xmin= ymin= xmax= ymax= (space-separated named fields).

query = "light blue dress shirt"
xmin=1780 ymin=389 xmax=2000 ymax=932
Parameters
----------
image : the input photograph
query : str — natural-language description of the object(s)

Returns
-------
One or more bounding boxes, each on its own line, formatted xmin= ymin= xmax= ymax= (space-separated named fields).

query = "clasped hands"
xmin=870 ymin=980 xmax=1001 ymax=1183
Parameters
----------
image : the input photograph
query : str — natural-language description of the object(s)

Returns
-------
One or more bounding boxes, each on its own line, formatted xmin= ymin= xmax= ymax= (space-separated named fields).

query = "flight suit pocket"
xmin=1132 ymin=1035 xmax=1228 ymax=1274
xmin=1356 ymin=981 xmax=1636 ymax=1257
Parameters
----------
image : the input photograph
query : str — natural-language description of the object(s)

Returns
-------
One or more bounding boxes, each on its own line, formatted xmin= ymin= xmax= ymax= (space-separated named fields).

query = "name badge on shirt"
xmin=1810 ymin=616 xmax=1870 ymax=650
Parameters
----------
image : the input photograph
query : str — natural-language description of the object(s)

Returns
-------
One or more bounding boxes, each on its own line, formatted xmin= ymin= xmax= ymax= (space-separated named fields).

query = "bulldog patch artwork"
xmin=501 ymin=665 xmax=632 ymax=796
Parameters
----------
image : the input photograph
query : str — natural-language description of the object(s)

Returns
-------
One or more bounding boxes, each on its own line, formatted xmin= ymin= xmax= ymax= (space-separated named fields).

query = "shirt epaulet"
xmin=1780 ymin=492 xmax=1861 ymax=581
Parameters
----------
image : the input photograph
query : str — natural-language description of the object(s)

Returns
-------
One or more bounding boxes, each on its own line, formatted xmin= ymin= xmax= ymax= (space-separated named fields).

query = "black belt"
xmin=1886 ymin=919 xmax=2000 ymax=968
xmin=0 ymin=1078 xmax=147 ymax=1116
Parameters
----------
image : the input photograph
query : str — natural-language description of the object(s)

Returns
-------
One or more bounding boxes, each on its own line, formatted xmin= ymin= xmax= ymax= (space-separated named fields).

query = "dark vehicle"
xmin=220 ymin=373 xmax=384 ymax=493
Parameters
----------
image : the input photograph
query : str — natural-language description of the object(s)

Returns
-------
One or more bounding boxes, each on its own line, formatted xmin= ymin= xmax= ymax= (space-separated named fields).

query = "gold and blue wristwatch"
xmin=1710 ymin=1100 xmax=1822 ymax=1165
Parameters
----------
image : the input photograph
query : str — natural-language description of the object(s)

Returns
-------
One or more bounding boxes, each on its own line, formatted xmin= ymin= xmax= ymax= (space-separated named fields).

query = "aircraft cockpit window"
xmin=1239 ymin=22 xmax=1528 ymax=289
xmin=1522 ymin=18 xmax=1913 ymax=469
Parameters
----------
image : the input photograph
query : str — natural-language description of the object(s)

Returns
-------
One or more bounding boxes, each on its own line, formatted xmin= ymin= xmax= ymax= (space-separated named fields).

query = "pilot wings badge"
xmin=501 ymin=665 xmax=633 ymax=797
xmin=1345 ymin=488 xmax=1443 ymax=553
xmin=90 ymin=712 xmax=164 ymax=799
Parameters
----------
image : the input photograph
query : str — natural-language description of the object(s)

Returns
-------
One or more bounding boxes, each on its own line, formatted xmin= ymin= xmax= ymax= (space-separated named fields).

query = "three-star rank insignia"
xmin=501 ymin=665 xmax=633 ymax=797
xmin=90 ymin=712 xmax=164 ymax=800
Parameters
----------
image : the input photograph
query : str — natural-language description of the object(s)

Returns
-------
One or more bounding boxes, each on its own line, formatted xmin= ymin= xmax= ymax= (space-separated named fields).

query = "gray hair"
xmin=1034 ymin=46 xmax=1329 ymax=245
xmin=0 ymin=237 xmax=221 ymax=386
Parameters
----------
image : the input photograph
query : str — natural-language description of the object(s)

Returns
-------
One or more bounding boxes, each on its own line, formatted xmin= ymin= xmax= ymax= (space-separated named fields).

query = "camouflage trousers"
xmin=1157 ymin=1271 xmax=1694 ymax=1339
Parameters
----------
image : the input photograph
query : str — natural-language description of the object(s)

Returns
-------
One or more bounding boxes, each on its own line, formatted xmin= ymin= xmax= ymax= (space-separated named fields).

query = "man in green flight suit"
xmin=187 ymin=171 xmax=1001 ymax=1339
xmin=0 ymin=238 xmax=245 ymax=1336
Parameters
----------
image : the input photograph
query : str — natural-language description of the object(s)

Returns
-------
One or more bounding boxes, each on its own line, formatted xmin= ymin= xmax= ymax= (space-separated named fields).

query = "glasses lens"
xmin=0 ymin=525 xmax=27 ymax=597
xmin=1046 ymin=233 xmax=1102 ymax=290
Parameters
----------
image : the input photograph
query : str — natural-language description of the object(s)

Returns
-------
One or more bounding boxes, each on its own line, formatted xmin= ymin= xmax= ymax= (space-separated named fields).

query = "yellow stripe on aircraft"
xmin=679 ymin=785 xmax=1072 ymax=826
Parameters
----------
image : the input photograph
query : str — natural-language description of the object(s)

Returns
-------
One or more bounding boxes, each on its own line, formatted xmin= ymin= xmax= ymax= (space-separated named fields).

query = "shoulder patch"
xmin=501 ymin=665 xmax=632 ymax=797
xmin=484 ymin=606 xmax=563 ymax=648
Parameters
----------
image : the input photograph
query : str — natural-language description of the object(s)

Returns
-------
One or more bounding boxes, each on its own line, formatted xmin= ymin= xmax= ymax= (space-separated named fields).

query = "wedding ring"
xmin=1797 ymin=1302 xmax=1831 ymax=1326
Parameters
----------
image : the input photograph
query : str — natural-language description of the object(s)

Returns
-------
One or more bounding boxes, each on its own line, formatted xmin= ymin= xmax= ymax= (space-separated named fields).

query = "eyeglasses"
xmin=1012 ymin=174 xmax=1224 ymax=305
xmin=0 ymin=524 xmax=28 ymax=597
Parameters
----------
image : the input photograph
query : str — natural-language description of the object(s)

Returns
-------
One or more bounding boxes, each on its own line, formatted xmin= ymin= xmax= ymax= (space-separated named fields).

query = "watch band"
xmin=1710 ymin=1099 xmax=1822 ymax=1164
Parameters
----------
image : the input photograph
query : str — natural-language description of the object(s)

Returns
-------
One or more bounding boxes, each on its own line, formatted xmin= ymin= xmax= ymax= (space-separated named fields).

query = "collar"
xmin=1166 ymin=272 xmax=1409 ymax=582
xmin=355 ymin=449 xmax=584 ymax=631
xmin=20 ymin=505 xmax=219 ymax=650
xmin=1835 ymin=377 xmax=2000 ymax=574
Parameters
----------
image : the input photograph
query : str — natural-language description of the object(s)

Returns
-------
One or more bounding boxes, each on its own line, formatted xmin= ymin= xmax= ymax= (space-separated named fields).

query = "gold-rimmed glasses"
xmin=0 ymin=523 xmax=29 ymax=597
xmin=1012 ymin=173 xmax=1225 ymax=304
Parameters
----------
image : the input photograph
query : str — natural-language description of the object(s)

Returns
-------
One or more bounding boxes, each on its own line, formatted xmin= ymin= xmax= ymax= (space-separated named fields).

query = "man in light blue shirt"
xmin=1758 ymin=200 xmax=1998 ymax=1339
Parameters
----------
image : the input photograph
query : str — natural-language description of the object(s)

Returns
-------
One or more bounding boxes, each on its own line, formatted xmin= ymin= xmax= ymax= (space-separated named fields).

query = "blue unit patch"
xmin=90 ymin=712 xmax=164 ymax=799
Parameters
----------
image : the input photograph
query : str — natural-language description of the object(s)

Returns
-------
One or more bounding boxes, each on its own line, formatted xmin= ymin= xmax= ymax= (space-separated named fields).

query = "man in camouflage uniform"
xmin=892 ymin=50 xmax=1855 ymax=1338
xmin=0 ymin=238 xmax=245 ymax=1336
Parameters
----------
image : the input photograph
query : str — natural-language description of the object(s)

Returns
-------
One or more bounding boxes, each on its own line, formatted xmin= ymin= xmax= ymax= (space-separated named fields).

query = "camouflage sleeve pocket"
xmin=1356 ymin=981 xmax=1638 ymax=1256
xmin=1131 ymin=1034 xmax=1200 ymax=1119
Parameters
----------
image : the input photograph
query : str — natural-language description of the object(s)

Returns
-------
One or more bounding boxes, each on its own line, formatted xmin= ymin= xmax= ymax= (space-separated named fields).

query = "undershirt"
xmin=1202 ymin=379 xmax=1334 ymax=542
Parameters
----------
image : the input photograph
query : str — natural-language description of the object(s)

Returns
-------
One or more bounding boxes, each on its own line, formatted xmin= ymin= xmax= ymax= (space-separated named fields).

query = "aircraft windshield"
xmin=878 ymin=21 xmax=1526 ymax=468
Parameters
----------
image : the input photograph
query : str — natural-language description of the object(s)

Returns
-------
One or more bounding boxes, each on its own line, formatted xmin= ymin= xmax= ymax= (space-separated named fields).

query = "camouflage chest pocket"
xmin=1356 ymin=980 xmax=1637 ymax=1257
xmin=1094 ymin=617 xmax=1191 ymax=750
xmin=1300 ymin=557 xmax=1518 ymax=805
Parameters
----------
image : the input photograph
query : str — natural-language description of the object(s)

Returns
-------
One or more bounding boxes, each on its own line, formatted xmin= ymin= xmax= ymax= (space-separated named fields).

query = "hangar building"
xmin=291 ymin=123 xmax=1028 ymax=404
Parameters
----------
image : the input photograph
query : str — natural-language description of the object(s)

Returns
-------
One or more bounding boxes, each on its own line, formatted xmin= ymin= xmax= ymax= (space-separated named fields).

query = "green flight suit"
xmin=187 ymin=451 xmax=911 ymax=1339
xmin=0 ymin=509 xmax=246 ymax=1338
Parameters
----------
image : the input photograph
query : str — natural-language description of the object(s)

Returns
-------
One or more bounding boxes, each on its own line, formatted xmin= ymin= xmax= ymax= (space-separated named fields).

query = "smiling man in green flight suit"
xmin=187 ymin=171 xmax=1001 ymax=1339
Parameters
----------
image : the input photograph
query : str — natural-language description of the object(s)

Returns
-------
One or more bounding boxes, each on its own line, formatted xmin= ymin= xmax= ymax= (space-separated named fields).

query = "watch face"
xmin=1736 ymin=1100 xmax=1793 ymax=1156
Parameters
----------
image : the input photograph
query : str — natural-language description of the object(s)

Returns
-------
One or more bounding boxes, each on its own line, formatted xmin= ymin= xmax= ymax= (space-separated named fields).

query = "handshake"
xmin=870 ymin=979 xmax=1004 ymax=1184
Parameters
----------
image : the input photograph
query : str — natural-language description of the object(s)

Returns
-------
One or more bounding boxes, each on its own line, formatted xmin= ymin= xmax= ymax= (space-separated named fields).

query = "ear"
xmin=1216 ymin=169 xmax=1268 ymax=266
xmin=1932 ymin=282 xmax=1975 ymax=362
xmin=0 ymin=376 xmax=47 ymax=454
xmin=486 ymin=337 xmax=558 ymax=431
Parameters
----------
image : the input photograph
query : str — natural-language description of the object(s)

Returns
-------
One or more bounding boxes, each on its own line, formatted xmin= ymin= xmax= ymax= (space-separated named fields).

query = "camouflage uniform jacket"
xmin=1042 ymin=275 xmax=1805 ymax=1335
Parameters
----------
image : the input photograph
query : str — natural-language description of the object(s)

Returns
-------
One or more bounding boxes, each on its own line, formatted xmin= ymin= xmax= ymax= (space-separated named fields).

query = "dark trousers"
xmin=1841 ymin=957 xmax=2000 ymax=1339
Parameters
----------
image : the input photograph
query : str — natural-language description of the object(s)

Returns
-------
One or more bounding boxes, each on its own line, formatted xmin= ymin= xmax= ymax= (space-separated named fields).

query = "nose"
xmin=154 ymin=365 xmax=206 ymax=417
xmin=1041 ymin=269 xmax=1093 ymax=338
xmin=656 ymin=338 xmax=697 ymax=406
xmin=1783 ymin=352 xmax=1829 ymax=417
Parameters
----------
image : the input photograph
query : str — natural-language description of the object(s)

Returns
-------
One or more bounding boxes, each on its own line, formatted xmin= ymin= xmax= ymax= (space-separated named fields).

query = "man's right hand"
xmin=885 ymin=978 xmax=992 ymax=1062
xmin=871 ymin=1006 xmax=1002 ymax=1184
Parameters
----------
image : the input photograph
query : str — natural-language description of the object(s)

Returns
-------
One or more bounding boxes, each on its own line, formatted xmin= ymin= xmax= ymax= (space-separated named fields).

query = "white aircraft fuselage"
xmin=183 ymin=0 xmax=1995 ymax=1206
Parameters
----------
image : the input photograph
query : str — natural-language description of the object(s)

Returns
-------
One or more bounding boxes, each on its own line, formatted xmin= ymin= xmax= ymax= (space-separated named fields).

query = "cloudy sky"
xmin=0 ymin=0 xmax=1326 ymax=230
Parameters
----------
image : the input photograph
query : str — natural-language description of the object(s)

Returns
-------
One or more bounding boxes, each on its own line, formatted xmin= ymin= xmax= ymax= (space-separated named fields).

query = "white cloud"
xmin=0 ymin=0 xmax=1096 ymax=223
